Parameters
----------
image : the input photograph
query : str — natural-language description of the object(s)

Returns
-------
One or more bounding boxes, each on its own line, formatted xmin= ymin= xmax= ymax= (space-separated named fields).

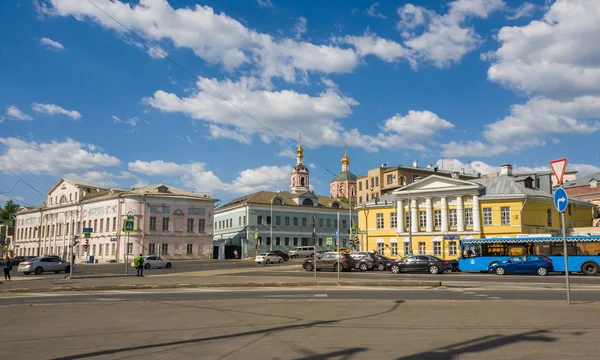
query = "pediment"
xmin=392 ymin=175 xmax=481 ymax=196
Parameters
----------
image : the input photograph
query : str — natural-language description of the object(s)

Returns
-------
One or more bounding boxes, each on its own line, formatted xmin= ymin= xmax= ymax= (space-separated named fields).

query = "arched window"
xmin=173 ymin=209 xmax=184 ymax=216
xmin=331 ymin=202 xmax=340 ymax=208
xmin=272 ymin=197 xmax=283 ymax=205
xmin=300 ymin=177 xmax=305 ymax=186
xmin=60 ymin=195 xmax=67 ymax=204
xmin=302 ymin=198 xmax=313 ymax=206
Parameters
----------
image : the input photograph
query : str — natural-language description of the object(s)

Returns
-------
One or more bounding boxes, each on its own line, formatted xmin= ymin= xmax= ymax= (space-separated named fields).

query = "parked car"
xmin=349 ymin=252 xmax=376 ymax=271
xmin=18 ymin=257 xmax=71 ymax=275
xmin=255 ymin=252 xmax=283 ymax=264
xmin=271 ymin=250 xmax=290 ymax=261
xmin=130 ymin=256 xmax=172 ymax=269
xmin=288 ymin=246 xmax=315 ymax=258
xmin=302 ymin=252 xmax=355 ymax=272
xmin=491 ymin=255 xmax=553 ymax=276
xmin=386 ymin=255 xmax=452 ymax=274
xmin=374 ymin=254 xmax=393 ymax=271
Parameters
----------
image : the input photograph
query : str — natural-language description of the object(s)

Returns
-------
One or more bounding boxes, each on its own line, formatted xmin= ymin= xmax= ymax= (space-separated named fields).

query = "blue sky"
xmin=1 ymin=0 xmax=600 ymax=207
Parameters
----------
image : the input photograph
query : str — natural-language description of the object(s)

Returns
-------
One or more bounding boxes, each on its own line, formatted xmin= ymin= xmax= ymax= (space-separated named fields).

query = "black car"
xmin=374 ymin=254 xmax=393 ymax=271
xmin=271 ymin=250 xmax=289 ymax=261
xmin=386 ymin=255 xmax=452 ymax=274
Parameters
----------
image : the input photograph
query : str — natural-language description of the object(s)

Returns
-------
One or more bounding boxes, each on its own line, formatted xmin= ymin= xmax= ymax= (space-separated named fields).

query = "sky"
xmin=2 ymin=0 xmax=600 ymax=208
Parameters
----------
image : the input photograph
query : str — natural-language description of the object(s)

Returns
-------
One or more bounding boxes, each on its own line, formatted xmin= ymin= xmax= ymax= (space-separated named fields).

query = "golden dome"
xmin=341 ymin=145 xmax=349 ymax=164
xmin=297 ymin=144 xmax=304 ymax=156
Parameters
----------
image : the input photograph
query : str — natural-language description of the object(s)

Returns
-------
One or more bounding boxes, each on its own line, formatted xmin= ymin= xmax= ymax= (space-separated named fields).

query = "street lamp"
xmin=362 ymin=203 xmax=369 ymax=252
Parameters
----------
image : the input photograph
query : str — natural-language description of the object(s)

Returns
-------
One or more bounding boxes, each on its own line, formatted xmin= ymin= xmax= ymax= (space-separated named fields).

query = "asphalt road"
xmin=1 ymin=286 xmax=599 ymax=305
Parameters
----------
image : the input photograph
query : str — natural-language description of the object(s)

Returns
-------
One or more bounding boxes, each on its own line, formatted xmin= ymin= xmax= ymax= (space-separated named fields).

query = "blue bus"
xmin=458 ymin=236 xmax=600 ymax=275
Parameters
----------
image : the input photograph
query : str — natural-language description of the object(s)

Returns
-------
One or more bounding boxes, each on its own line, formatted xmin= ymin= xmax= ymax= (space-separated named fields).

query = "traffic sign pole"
xmin=337 ymin=211 xmax=340 ymax=279
xmin=560 ymin=211 xmax=571 ymax=305
xmin=551 ymin=157 xmax=570 ymax=305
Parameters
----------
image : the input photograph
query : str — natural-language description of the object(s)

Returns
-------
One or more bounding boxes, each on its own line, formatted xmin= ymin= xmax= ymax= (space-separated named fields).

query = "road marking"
xmin=262 ymin=294 xmax=328 ymax=298
xmin=473 ymin=294 xmax=488 ymax=297
xmin=487 ymin=297 xmax=502 ymax=300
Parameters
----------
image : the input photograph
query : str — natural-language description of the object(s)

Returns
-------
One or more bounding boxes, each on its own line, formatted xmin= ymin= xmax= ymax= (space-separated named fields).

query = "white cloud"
xmin=6 ymin=106 xmax=32 ymax=120
xmin=277 ymin=149 xmax=296 ymax=159
xmin=63 ymin=170 xmax=132 ymax=188
xmin=128 ymin=160 xmax=291 ymax=195
xmin=506 ymin=2 xmax=536 ymax=20
xmin=31 ymin=103 xmax=81 ymax=120
xmin=381 ymin=110 xmax=454 ymax=136
xmin=0 ymin=137 xmax=120 ymax=175
xmin=207 ymin=125 xmax=251 ymax=144
xmin=437 ymin=158 xmax=600 ymax=177
xmin=0 ymin=195 xmax=24 ymax=203
xmin=0 ymin=117 xmax=4 ymax=124
xmin=441 ymin=140 xmax=508 ymax=157
xmin=125 ymin=117 xmax=138 ymax=126
xmin=112 ymin=115 xmax=121 ymax=123
xmin=396 ymin=0 xmax=505 ymax=67
xmin=293 ymin=17 xmax=307 ymax=39
xmin=257 ymin=0 xmax=273 ymax=8
xmin=367 ymin=3 xmax=387 ymax=19
xmin=186 ymin=135 xmax=193 ymax=144
xmin=337 ymin=32 xmax=410 ymax=63
xmin=40 ymin=37 xmax=66 ymax=51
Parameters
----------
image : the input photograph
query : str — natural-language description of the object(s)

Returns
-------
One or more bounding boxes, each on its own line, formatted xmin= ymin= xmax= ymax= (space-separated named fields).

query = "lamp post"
xmin=362 ymin=203 xmax=369 ymax=252
xmin=124 ymin=213 xmax=135 ymax=274
xmin=270 ymin=199 xmax=273 ymax=252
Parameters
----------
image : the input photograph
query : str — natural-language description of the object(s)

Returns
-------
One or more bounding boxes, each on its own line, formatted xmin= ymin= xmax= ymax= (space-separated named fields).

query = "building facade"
xmin=12 ymin=179 xmax=217 ymax=262
xmin=355 ymin=160 xmax=480 ymax=205
xmin=0 ymin=219 xmax=14 ymax=258
xmin=562 ymin=171 xmax=600 ymax=225
xmin=357 ymin=165 xmax=596 ymax=259
xmin=330 ymin=147 xmax=357 ymax=203
xmin=214 ymin=140 xmax=358 ymax=258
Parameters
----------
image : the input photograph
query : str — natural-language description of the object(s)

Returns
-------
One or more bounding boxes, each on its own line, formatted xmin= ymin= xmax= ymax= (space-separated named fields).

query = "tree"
xmin=0 ymin=200 xmax=21 ymax=220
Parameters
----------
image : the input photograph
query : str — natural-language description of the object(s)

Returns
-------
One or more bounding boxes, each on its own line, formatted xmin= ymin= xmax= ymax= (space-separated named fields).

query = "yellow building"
xmin=357 ymin=165 xmax=596 ymax=259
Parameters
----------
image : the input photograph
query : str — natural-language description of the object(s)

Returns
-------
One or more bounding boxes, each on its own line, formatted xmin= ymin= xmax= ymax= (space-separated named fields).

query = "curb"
xmin=0 ymin=281 xmax=441 ymax=293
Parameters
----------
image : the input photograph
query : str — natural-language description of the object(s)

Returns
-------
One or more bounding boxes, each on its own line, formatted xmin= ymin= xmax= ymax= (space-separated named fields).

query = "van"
xmin=289 ymin=246 xmax=315 ymax=258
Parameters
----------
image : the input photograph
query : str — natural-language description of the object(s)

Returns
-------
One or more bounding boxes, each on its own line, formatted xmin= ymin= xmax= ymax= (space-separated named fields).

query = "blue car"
xmin=491 ymin=255 xmax=554 ymax=276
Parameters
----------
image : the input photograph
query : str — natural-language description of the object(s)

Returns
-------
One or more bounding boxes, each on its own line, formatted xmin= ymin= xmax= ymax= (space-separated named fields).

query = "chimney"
xmin=427 ymin=164 xmax=433 ymax=169
xmin=500 ymin=164 xmax=513 ymax=176
xmin=412 ymin=160 xmax=418 ymax=168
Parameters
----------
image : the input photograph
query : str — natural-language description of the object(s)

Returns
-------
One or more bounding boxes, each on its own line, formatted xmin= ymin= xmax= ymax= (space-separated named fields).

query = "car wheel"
xmin=64 ymin=265 xmax=71 ymax=273
xmin=536 ymin=267 xmax=548 ymax=276
xmin=428 ymin=265 xmax=440 ymax=274
xmin=495 ymin=266 xmax=506 ymax=275
xmin=266 ymin=259 xmax=271 ymax=264
xmin=378 ymin=264 xmax=385 ymax=271
xmin=359 ymin=263 xmax=368 ymax=271
xmin=304 ymin=262 xmax=313 ymax=271
xmin=34 ymin=267 xmax=43 ymax=275
xmin=334 ymin=263 xmax=340 ymax=272
xmin=278 ymin=258 xmax=282 ymax=264
xmin=144 ymin=263 xmax=151 ymax=269
xmin=23 ymin=272 xmax=30 ymax=275
xmin=581 ymin=261 xmax=599 ymax=276
xmin=391 ymin=265 xmax=400 ymax=274
xmin=166 ymin=262 xmax=172 ymax=269
xmin=488 ymin=261 xmax=498 ymax=271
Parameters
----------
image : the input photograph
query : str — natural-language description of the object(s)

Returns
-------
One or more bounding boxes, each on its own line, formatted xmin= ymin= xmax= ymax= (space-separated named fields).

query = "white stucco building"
xmin=12 ymin=178 xmax=217 ymax=263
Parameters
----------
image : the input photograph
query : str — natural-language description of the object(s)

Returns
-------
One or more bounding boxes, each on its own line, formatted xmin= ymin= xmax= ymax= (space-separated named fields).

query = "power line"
xmin=84 ymin=0 xmax=337 ymax=177
xmin=0 ymin=190 xmax=33 ymax=208
xmin=0 ymin=166 xmax=46 ymax=197
xmin=1 ymin=151 xmax=49 ymax=188
xmin=0 ymin=179 xmax=23 ymax=194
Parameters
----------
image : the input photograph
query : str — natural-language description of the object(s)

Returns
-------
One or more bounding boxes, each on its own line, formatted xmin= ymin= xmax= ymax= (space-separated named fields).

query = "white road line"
xmin=487 ymin=297 xmax=502 ymax=300
xmin=262 ymin=294 xmax=328 ymax=298
xmin=473 ymin=294 xmax=488 ymax=297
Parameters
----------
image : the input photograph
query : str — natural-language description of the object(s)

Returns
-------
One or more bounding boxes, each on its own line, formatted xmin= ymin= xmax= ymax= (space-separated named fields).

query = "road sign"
xmin=554 ymin=187 xmax=568 ymax=213
xmin=335 ymin=229 xmax=339 ymax=239
xmin=550 ymin=158 xmax=568 ymax=185
xmin=254 ymin=232 xmax=258 ymax=240
xmin=84 ymin=233 xmax=91 ymax=238
xmin=123 ymin=219 xmax=135 ymax=232
xmin=83 ymin=228 xmax=93 ymax=233
xmin=326 ymin=237 xmax=333 ymax=246
xmin=350 ymin=228 xmax=357 ymax=235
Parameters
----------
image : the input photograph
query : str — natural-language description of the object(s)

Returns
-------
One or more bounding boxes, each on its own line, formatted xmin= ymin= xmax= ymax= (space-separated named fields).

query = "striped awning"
xmin=461 ymin=236 xmax=600 ymax=244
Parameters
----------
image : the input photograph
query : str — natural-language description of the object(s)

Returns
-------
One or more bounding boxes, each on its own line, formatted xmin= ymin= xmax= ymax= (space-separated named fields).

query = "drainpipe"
xmin=519 ymin=196 xmax=528 ymax=234
xmin=141 ymin=193 xmax=147 ymax=255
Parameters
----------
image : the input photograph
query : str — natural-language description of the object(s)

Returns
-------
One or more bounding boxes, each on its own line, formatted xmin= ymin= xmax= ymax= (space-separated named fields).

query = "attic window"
xmin=158 ymin=186 xmax=169 ymax=193
xmin=592 ymin=180 xmax=598 ymax=188
xmin=302 ymin=198 xmax=314 ymax=206
xmin=173 ymin=209 xmax=184 ymax=216
xmin=524 ymin=178 xmax=533 ymax=189
xmin=331 ymin=202 xmax=340 ymax=208
xmin=272 ymin=197 xmax=284 ymax=205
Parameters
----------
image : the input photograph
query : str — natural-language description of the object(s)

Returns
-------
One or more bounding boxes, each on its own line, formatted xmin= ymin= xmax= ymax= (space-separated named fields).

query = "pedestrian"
xmin=233 ymin=249 xmax=238 ymax=259
xmin=3 ymin=255 xmax=12 ymax=281
xmin=134 ymin=254 xmax=145 ymax=277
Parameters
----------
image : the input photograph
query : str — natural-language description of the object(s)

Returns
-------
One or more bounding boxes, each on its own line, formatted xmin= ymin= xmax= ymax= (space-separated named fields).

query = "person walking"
xmin=134 ymin=254 xmax=145 ymax=277
xmin=3 ymin=255 xmax=12 ymax=281
xmin=233 ymin=249 xmax=238 ymax=259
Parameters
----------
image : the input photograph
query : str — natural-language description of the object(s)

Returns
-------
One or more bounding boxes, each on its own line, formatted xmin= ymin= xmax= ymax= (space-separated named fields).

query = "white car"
xmin=18 ymin=257 xmax=71 ymax=275
xmin=130 ymin=256 xmax=172 ymax=269
xmin=255 ymin=252 xmax=283 ymax=264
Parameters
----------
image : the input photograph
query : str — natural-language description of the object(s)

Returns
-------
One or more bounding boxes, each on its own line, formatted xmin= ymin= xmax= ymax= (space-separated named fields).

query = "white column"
xmin=410 ymin=199 xmax=419 ymax=233
xmin=457 ymin=195 xmax=464 ymax=232
xmin=472 ymin=195 xmax=481 ymax=232
xmin=425 ymin=198 xmax=433 ymax=233
xmin=441 ymin=196 xmax=448 ymax=232
xmin=396 ymin=200 xmax=403 ymax=234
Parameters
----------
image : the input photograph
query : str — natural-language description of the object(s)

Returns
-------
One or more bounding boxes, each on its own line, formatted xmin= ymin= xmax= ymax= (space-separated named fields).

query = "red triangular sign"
xmin=549 ymin=158 xmax=567 ymax=185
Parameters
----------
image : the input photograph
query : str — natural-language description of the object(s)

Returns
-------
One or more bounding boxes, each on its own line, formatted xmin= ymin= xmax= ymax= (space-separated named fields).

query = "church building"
xmin=330 ymin=146 xmax=358 ymax=204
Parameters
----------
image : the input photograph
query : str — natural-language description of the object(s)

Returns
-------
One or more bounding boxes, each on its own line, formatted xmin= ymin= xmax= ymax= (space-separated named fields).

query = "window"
xmin=418 ymin=242 xmax=426 ymax=255
xmin=359 ymin=196 xmax=363 ymax=203
xmin=483 ymin=208 xmax=492 ymax=225
xmin=568 ymin=204 xmax=572 ymax=216
xmin=449 ymin=209 xmax=457 ymax=227
xmin=106 ymin=218 xmax=110 ymax=232
xmin=419 ymin=211 xmax=426 ymax=228
xmin=404 ymin=242 xmax=412 ymax=255
xmin=285 ymin=237 xmax=290 ymax=246
xmin=391 ymin=242 xmax=398 ymax=256
xmin=293 ymin=237 xmax=298 ymax=246
xmin=390 ymin=212 xmax=397 ymax=229
xmin=111 ymin=243 xmax=116 ymax=255
xmin=302 ymin=198 xmax=314 ymax=206
xmin=92 ymin=244 xmax=96 ymax=255
xmin=359 ymin=181 xmax=362 ymax=191
xmin=285 ymin=217 xmax=290 ymax=226
xmin=127 ymin=243 xmax=133 ymax=254
xmin=162 ymin=217 xmax=170 ymax=231
xmin=94 ymin=219 xmax=97 ymax=232
xmin=334 ymin=219 xmax=338 ymax=228
xmin=275 ymin=216 xmax=281 ymax=226
xmin=65 ymin=223 xmax=69 ymax=235
xmin=405 ymin=212 xmax=411 ymax=229
xmin=464 ymin=208 xmax=473 ymax=226
xmin=266 ymin=216 xmax=271 ymax=225
xmin=161 ymin=243 xmax=169 ymax=255
xmin=370 ymin=177 xmax=374 ymax=188
xmin=377 ymin=242 xmax=384 ymax=254
xmin=99 ymin=244 xmax=103 ymax=256
xmin=318 ymin=238 xmax=323 ymax=246
xmin=327 ymin=219 xmax=331 ymax=227
xmin=266 ymin=237 xmax=271 ymax=246
xmin=198 ymin=219 xmax=205 ymax=232
xmin=276 ymin=237 xmax=281 ymax=245
xmin=501 ymin=207 xmax=511 ymax=225
xmin=434 ymin=210 xmax=441 ymax=228
xmin=433 ymin=242 xmax=441 ymax=256
xmin=449 ymin=241 xmax=457 ymax=256
xmin=186 ymin=244 xmax=193 ymax=255
xmin=239 ymin=217 xmax=242 ymax=226
xmin=294 ymin=217 xmax=299 ymax=226
xmin=366 ymin=194 xmax=369 ymax=201
xmin=375 ymin=176 xmax=379 ymax=187
xmin=99 ymin=219 xmax=104 ymax=232
xmin=387 ymin=174 xmax=393 ymax=185
xmin=149 ymin=217 xmax=157 ymax=231
xmin=342 ymin=219 xmax=347 ymax=228
xmin=258 ymin=216 xmax=263 ymax=225
xmin=319 ymin=218 xmax=323 ymax=227
xmin=149 ymin=243 xmax=156 ymax=255
xmin=113 ymin=217 xmax=117 ymax=231
xmin=302 ymin=217 xmax=307 ymax=226
xmin=546 ymin=209 xmax=552 ymax=227
xmin=187 ymin=218 xmax=194 ymax=232
xmin=376 ymin=213 xmax=384 ymax=229
xmin=243 ymin=215 xmax=247 ymax=225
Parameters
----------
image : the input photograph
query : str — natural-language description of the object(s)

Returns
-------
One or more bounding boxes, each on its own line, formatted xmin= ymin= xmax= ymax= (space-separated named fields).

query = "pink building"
xmin=330 ymin=147 xmax=357 ymax=203
xmin=12 ymin=179 xmax=217 ymax=263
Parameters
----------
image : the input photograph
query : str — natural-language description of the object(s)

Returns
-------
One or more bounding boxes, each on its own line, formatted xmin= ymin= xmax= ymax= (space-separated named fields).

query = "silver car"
xmin=18 ymin=257 xmax=72 ymax=275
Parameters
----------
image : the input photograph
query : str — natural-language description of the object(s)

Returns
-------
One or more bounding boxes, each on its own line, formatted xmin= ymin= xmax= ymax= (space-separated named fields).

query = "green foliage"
xmin=0 ymin=200 xmax=20 ymax=220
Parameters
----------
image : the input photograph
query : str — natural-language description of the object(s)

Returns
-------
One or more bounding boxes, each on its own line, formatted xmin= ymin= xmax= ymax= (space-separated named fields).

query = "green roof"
xmin=331 ymin=171 xmax=357 ymax=182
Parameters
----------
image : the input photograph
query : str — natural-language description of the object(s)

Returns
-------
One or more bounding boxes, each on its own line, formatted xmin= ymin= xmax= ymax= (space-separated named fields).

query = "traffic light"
xmin=83 ymin=239 xmax=89 ymax=251
xmin=70 ymin=235 xmax=80 ymax=247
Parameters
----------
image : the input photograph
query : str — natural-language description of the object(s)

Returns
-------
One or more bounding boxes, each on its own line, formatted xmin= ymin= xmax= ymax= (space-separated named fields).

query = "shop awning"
xmin=461 ymin=236 xmax=600 ymax=244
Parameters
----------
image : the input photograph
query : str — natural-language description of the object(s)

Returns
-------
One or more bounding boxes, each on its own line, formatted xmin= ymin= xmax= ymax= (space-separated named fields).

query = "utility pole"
xmin=337 ymin=211 xmax=340 ymax=279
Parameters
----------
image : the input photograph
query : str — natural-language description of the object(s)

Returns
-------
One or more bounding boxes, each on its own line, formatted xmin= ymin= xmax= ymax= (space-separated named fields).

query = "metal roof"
xmin=462 ymin=236 xmax=600 ymax=244
xmin=562 ymin=172 xmax=600 ymax=189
